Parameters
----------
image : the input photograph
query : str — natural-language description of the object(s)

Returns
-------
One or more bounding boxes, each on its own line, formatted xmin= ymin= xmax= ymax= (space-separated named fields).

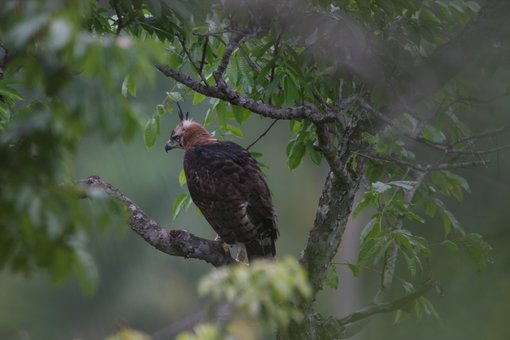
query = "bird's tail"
xmin=245 ymin=236 xmax=276 ymax=262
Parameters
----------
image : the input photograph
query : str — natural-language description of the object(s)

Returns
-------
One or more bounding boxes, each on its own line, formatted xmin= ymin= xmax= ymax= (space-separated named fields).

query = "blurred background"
xmin=2 ymin=0 xmax=510 ymax=338
xmin=0 ymin=70 xmax=509 ymax=340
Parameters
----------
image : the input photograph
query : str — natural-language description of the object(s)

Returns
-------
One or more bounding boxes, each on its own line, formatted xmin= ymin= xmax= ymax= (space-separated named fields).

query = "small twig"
xmin=193 ymin=30 xmax=230 ymax=37
xmin=268 ymin=33 xmax=281 ymax=105
xmin=356 ymin=96 xmax=395 ymax=126
xmin=246 ymin=119 xmax=279 ymax=150
xmin=441 ymin=144 xmax=510 ymax=156
xmin=239 ymin=43 xmax=260 ymax=73
xmin=355 ymin=152 xmax=424 ymax=172
xmin=453 ymin=126 xmax=510 ymax=145
xmin=427 ymin=159 xmax=490 ymax=170
xmin=356 ymin=151 xmax=491 ymax=172
xmin=178 ymin=35 xmax=209 ymax=85
xmin=198 ymin=36 xmax=208 ymax=76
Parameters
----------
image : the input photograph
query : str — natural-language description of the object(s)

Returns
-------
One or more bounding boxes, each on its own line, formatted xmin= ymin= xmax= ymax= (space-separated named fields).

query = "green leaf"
xmin=394 ymin=309 xmax=411 ymax=324
xmin=178 ymin=168 xmax=187 ymax=186
xmin=283 ymin=75 xmax=299 ymax=106
xmin=156 ymin=104 xmax=165 ymax=117
xmin=166 ymin=91 xmax=184 ymax=102
xmin=358 ymin=231 xmax=392 ymax=267
xmin=0 ymin=104 xmax=10 ymax=122
xmin=360 ymin=216 xmax=381 ymax=243
xmin=192 ymin=91 xmax=206 ymax=105
xmin=287 ymin=140 xmax=306 ymax=170
xmin=121 ymin=75 xmax=137 ymax=97
xmin=352 ymin=192 xmax=376 ymax=218
xmin=74 ymin=248 xmax=99 ymax=295
xmin=465 ymin=1 xmax=481 ymax=12
xmin=347 ymin=263 xmax=360 ymax=277
xmin=421 ymin=124 xmax=446 ymax=143
xmin=225 ymin=124 xmax=243 ymax=138
xmin=439 ymin=207 xmax=462 ymax=236
xmin=232 ymin=105 xmax=251 ymax=124
xmin=372 ymin=181 xmax=392 ymax=193
xmin=324 ymin=264 xmax=339 ymax=289
xmin=416 ymin=297 xmax=440 ymax=320
xmin=306 ymin=140 xmax=322 ymax=166
xmin=172 ymin=193 xmax=192 ymax=219
xmin=440 ymin=240 xmax=460 ymax=260
xmin=0 ymin=83 xmax=23 ymax=103
xmin=143 ymin=116 xmax=159 ymax=148
xmin=461 ymin=233 xmax=493 ymax=274
xmin=401 ymin=251 xmax=417 ymax=278
xmin=265 ymin=73 xmax=284 ymax=99
xmin=431 ymin=170 xmax=466 ymax=200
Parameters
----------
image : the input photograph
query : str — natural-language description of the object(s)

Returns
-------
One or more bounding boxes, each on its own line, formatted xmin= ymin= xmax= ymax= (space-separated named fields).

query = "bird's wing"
xmin=183 ymin=142 xmax=278 ymax=250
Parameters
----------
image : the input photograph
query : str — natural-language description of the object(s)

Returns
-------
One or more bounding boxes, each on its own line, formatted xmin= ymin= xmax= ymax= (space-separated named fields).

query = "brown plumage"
xmin=165 ymin=118 xmax=278 ymax=261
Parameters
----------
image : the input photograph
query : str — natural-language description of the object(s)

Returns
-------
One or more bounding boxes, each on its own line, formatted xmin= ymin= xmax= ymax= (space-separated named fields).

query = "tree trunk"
xmin=279 ymin=165 xmax=364 ymax=339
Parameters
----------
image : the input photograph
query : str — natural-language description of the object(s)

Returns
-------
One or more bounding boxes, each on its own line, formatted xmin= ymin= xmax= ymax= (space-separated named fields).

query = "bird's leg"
xmin=214 ymin=235 xmax=231 ymax=256
xmin=234 ymin=242 xmax=249 ymax=266
xmin=214 ymin=235 xmax=248 ymax=265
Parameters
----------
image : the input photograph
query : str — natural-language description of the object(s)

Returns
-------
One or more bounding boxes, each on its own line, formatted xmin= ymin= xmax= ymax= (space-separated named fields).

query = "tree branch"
xmin=306 ymin=279 xmax=435 ymax=339
xmin=78 ymin=176 xmax=234 ymax=267
xmin=178 ymin=35 xmax=209 ymax=85
xmin=337 ymin=278 xmax=434 ymax=326
xmin=213 ymin=31 xmax=244 ymax=86
xmin=156 ymin=64 xmax=337 ymax=123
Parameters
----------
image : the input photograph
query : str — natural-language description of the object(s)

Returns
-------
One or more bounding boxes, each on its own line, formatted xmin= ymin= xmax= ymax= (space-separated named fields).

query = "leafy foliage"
xmin=195 ymin=257 xmax=311 ymax=337
xmin=0 ymin=0 xmax=162 ymax=288
xmin=0 ymin=0 xmax=505 ymax=337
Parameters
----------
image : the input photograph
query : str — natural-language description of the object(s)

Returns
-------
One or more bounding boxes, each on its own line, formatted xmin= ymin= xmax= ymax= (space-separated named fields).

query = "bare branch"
xmin=453 ymin=126 xmax=510 ymax=146
xmin=429 ymin=159 xmax=491 ymax=170
xmin=78 ymin=176 xmax=234 ymax=267
xmin=355 ymin=152 xmax=423 ymax=172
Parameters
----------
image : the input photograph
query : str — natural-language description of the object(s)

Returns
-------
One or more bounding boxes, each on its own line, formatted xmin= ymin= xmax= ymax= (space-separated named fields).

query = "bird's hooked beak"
xmin=165 ymin=139 xmax=181 ymax=152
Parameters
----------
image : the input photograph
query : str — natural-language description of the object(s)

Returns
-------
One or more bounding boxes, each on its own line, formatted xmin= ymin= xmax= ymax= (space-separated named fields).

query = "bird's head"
xmin=165 ymin=116 xmax=216 ymax=152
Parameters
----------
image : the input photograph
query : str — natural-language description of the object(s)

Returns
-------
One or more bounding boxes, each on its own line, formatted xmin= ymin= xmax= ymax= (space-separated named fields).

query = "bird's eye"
xmin=173 ymin=135 xmax=181 ymax=142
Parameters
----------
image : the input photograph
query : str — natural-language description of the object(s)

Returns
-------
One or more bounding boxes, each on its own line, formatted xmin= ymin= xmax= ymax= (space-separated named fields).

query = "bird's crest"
xmin=176 ymin=102 xmax=190 ymax=121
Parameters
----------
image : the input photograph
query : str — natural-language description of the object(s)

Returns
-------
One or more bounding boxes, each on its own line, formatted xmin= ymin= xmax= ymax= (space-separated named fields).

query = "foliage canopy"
xmin=1 ymin=0 xmax=509 ymax=338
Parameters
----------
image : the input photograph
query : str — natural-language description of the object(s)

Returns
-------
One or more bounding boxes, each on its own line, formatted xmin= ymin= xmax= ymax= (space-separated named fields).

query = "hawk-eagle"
xmin=165 ymin=115 xmax=278 ymax=262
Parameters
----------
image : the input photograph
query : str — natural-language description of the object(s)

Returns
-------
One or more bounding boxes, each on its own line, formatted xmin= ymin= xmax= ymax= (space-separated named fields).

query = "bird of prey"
xmin=165 ymin=111 xmax=278 ymax=262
